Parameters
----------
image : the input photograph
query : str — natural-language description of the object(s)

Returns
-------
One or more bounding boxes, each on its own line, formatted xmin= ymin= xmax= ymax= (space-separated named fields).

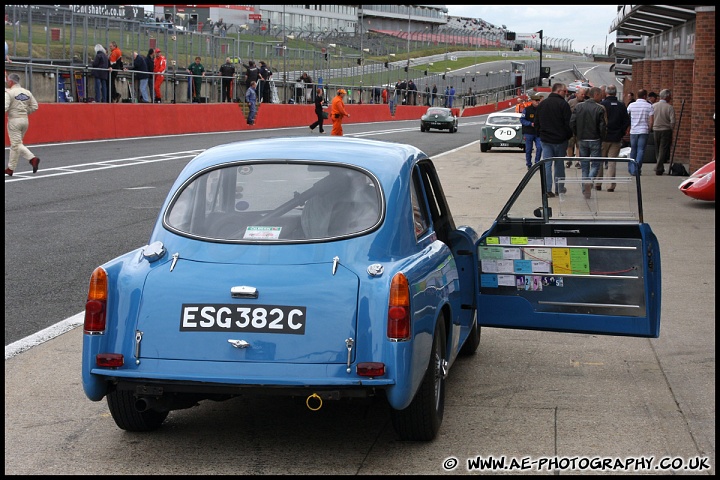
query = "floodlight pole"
xmin=537 ymin=29 xmax=543 ymax=86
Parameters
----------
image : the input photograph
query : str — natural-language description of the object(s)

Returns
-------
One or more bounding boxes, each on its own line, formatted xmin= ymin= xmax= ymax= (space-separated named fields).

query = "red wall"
xmin=5 ymin=98 xmax=523 ymax=146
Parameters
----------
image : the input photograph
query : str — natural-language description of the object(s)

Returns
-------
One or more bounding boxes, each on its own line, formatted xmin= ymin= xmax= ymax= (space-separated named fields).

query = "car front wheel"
xmin=420 ymin=124 xmax=426 ymax=132
xmin=390 ymin=317 xmax=447 ymax=441
xmin=107 ymin=387 xmax=169 ymax=432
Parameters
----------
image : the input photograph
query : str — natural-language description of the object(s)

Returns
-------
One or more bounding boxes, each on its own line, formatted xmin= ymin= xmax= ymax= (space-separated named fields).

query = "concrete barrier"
xmin=5 ymin=99 xmax=526 ymax=146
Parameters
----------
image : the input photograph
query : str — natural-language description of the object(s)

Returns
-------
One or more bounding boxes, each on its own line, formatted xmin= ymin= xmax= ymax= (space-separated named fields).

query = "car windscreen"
xmin=165 ymin=163 xmax=381 ymax=242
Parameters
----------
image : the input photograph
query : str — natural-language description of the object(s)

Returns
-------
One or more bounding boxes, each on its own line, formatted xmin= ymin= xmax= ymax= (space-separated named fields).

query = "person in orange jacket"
xmin=330 ymin=88 xmax=350 ymax=136
xmin=153 ymin=48 xmax=167 ymax=103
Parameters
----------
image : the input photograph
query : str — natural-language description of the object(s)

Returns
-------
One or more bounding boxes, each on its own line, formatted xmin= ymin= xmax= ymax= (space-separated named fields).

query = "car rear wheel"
xmin=390 ymin=317 xmax=447 ymax=441
xmin=480 ymin=143 xmax=489 ymax=152
xmin=107 ymin=388 xmax=169 ymax=432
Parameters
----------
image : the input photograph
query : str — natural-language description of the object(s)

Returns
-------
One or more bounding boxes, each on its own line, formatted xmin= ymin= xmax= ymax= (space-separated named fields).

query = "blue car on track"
xmin=82 ymin=138 xmax=661 ymax=440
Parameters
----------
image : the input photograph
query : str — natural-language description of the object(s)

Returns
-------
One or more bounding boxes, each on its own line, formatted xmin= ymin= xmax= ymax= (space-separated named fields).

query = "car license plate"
xmin=499 ymin=143 xmax=510 ymax=147
xmin=180 ymin=304 xmax=307 ymax=334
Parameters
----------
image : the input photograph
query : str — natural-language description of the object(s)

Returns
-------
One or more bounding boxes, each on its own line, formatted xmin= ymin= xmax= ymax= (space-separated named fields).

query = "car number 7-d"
xmin=180 ymin=304 xmax=306 ymax=334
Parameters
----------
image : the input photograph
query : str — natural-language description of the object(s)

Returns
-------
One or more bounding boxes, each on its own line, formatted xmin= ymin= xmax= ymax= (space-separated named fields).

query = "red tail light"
xmin=387 ymin=273 xmax=411 ymax=340
xmin=84 ymin=267 xmax=108 ymax=334
xmin=356 ymin=362 xmax=385 ymax=377
xmin=96 ymin=353 xmax=124 ymax=367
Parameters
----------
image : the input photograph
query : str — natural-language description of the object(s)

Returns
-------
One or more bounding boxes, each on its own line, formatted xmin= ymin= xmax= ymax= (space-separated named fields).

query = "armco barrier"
xmin=5 ymin=98 xmax=525 ymax=146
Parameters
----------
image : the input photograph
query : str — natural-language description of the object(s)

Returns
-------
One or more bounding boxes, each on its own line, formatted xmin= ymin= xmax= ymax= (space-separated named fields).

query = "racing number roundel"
xmin=494 ymin=128 xmax=516 ymax=141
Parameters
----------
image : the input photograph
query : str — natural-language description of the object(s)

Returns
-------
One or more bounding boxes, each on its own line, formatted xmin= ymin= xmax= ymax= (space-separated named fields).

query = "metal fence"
xmin=5 ymin=5 xmax=537 ymax=106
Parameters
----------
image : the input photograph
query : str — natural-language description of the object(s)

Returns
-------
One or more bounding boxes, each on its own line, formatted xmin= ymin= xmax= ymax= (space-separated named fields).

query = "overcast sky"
xmin=445 ymin=5 xmax=619 ymax=55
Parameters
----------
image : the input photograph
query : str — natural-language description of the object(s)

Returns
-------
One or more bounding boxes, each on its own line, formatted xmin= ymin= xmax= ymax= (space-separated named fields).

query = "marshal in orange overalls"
xmin=330 ymin=89 xmax=350 ymax=136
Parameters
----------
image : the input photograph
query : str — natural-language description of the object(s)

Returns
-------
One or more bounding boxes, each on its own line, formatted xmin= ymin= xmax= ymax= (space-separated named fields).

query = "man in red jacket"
xmin=153 ymin=48 xmax=167 ymax=103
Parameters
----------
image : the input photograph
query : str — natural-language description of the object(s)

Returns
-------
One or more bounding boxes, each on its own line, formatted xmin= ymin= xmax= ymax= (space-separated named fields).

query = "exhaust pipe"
xmin=135 ymin=397 xmax=156 ymax=412
xmin=305 ymin=393 xmax=323 ymax=411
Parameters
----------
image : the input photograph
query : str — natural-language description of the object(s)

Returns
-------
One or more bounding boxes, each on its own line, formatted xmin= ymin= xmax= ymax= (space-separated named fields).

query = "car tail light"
xmin=96 ymin=353 xmax=124 ymax=367
xmin=84 ymin=267 xmax=108 ymax=334
xmin=357 ymin=362 xmax=385 ymax=377
xmin=387 ymin=273 xmax=411 ymax=340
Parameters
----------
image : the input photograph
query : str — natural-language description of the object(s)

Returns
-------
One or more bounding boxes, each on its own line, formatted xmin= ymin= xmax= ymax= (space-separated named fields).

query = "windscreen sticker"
xmin=244 ymin=226 xmax=282 ymax=240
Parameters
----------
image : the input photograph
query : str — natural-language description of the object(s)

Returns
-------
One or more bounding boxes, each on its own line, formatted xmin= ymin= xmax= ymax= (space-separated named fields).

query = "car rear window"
xmin=427 ymin=108 xmax=448 ymax=116
xmin=165 ymin=163 xmax=381 ymax=242
xmin=487 ymin=116 xmax=521 ymax=126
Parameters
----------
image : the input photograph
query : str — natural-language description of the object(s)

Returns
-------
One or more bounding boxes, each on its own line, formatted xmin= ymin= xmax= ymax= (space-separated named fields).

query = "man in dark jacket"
xmin=127 ymin=51 xmax=149 ymax=103
xmin=571 ymin=86 xmax=607 ymax=197
xmin=218 ymin=57 xmax=235 ymax=103
xmin=535 ymin=82 xmax=573 ymax=197
xmin=520 ymin=94 xmax=543 ymax=170
xmin=258 ymin=61 xmax=272 ymax=103
xmin=242 ymin=60 xmax=260 ymax=102
xmin=597 ymin=84 xmax=630 ymax=192
xmin=144 ymin=49 xmax=155 ymax=102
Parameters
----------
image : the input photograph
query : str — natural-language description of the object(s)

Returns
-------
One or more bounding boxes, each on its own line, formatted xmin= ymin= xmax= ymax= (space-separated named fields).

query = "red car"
xmin=679 ymin=113 xmax=715 ymax=202
xmin=679 ymin=160 xmax=715 ymax=201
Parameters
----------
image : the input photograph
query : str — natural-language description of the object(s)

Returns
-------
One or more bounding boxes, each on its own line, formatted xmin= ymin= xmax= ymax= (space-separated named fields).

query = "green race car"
xmin=420 ymin=107 xmax=458 ymax=133
xmin=480 ymin=112 xmax=525 ymax=152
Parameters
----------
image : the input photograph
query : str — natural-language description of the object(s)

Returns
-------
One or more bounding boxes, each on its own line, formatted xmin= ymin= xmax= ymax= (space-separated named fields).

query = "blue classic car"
xmin=82 ymin=139 xmax=662 ymax=441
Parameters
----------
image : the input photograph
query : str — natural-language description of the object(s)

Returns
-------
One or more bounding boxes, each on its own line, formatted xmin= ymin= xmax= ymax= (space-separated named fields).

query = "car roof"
xmin=175 ymin=136 xmax=427 ymax=187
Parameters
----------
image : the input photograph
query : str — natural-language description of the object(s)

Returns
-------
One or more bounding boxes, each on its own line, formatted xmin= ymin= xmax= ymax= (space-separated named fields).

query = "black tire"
xmin=107 ymin=388 xmax=169 ymax=432
xmin=480 ymin=143 xmax=489 ymax=152
xmin=420 ymin=124 xmax=426 ymax=132
xmin=459 ymin=312 xmax=481 ymax=356
xmin=390 ymin=318 xmax=447 ymax=441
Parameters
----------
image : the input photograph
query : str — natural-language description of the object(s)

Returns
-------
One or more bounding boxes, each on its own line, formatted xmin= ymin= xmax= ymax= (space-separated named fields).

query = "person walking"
xmin=5 ymin=73 xmax=40 ymax=176
xmin=535 ymin=82 xmax=572 ymax=197
xmin=245 ymin=80 xmax=257 ymax=125
xmin=652 ymin=89 xmax=675 ymax=175
xmin=565 ymin=87 xmax=586 ymax=167
xmin=309 ymin=87 xmax=326 ymax=134
xmin=520 ymin=94 xmax=543 ymax=170
xmin=598 ymin=84 xmax=630 ymax=192
xmin=91 ymin=44 xmax=109 ymax=103
xmin=187 ymin=56 xmax=205 ymax=103
xmin=330 ymin=88 xmax=350 ymax=136
xmin=219 ymin=57 xmax=235 ymax=103
xmin=570 ymin=87 xmax=607 ymax=198
xmin=144 ymin=48 xmax=155 ymax=102
xmin=153 ymin=48 xmax=167 ymax=103
xmin=626 ymin=89 xmax=654 ymax=175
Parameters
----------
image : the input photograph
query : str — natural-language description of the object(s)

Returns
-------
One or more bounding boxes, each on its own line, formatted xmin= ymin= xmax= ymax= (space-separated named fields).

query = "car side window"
xmin=411 ymin=170 xmax=429 ymax=238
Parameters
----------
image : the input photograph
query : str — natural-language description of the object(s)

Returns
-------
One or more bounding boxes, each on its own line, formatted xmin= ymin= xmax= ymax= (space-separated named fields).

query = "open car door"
xmin=476 ymin=157 xmax=661 ymax=337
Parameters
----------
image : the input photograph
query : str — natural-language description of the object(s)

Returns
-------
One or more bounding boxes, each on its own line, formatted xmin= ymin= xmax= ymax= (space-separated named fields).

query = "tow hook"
xmin=306 ymin=393 xmax=323 ymax=411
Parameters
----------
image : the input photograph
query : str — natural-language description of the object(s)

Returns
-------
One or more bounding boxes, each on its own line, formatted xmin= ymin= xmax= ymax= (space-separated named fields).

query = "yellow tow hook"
xmin=306 ymin=393 xmax=323 ymax=411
